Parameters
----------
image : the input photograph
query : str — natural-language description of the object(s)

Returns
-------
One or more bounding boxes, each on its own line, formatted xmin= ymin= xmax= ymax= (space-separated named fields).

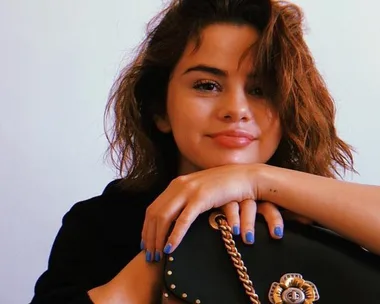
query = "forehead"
xmin=174 ymin=23 xmax=260 ymax=74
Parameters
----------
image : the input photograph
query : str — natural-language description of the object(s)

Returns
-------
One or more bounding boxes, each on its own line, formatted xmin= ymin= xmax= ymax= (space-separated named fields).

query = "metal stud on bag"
xmin=163 ymin=212 xmax=320 ymax=303
xmin=209 ymin=212 xmax=320 ymax=304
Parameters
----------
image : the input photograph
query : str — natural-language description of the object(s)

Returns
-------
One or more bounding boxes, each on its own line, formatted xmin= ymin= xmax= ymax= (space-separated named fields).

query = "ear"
xmin=154 ymin=114 xmax=172 ymax=133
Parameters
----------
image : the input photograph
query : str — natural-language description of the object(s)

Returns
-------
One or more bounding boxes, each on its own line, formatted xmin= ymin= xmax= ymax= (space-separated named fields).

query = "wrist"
xmin=252 ymin=163 xmax=278 ymax=202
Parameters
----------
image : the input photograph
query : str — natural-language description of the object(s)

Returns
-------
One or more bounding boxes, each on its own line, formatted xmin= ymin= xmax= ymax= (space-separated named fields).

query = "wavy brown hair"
xmin=105 ymin=0 xmax=355 ymax=190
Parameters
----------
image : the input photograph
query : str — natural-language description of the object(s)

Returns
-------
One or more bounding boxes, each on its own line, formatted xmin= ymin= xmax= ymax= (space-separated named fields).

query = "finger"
xmin=153 ymin=195 xmax=186 ymax=258
xmin=239 ymin=199 xmax=257 ymax=244
xmin=144 ymin=216 xmax=157 ymax=262
xmin=258 ymin=201 xmax=284 ymax=239
xmin=141 ymin=205 xmax=152 ymax=252
xmin=141 ymin=192 xmax=166 ymax=257
xmin=142 ymin=185 xmax=184 ymax=262
xmin=155 ymin=211 xmax=177 ymax=262
xmin=141 ymin=214 xmax=148 ymax=251
xmin=163 ymin=201 xmax=203 ymax=254
xmin=221 ymin=202 xmax=240 ymax=235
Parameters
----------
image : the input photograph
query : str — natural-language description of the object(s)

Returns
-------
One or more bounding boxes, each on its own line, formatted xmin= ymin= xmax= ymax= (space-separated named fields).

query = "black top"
xmin=31 ymin=179 xmax=380 ymax=303
xmin=30 ymin=179 xmax=166 ymax=304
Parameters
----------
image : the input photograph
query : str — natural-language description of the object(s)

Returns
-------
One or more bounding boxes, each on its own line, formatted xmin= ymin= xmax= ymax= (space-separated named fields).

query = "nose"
xmin=217 ymin=91 xmax=252 ymax=123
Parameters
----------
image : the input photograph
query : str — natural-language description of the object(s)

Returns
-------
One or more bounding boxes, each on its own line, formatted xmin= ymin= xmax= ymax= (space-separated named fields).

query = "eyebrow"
xmin=182 ymin=64 xmax=256 ymax=79
xmin=182 ymin=64 xmax=227 ymax=77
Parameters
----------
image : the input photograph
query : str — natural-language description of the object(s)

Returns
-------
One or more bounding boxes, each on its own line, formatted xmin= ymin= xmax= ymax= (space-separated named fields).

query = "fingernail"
xmin=146 ymin=251 xmax=152 ymax=262
xmin=164 ymin=243 xmax=172 ymax=254
xmin=140 ymin=240 xmax=145 ymax=250
xmin=154 ymin=251 xmax=161 ymax=262
xmin=245 ymin=231 xmax=255 ymax=244
xmin=233 ymin=225 xmax=240 ymax=235
xmin=274 ymin=226 xmax=283 ymax=238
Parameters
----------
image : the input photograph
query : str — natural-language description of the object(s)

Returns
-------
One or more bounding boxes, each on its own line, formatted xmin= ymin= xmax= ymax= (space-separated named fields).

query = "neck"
xmin=177 ymin=156 xmax=201 ymax=176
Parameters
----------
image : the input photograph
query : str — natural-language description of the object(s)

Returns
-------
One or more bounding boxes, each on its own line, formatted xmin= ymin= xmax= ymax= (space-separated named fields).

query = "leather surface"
xmin=163 ymin=211 xmax=380 ymax=303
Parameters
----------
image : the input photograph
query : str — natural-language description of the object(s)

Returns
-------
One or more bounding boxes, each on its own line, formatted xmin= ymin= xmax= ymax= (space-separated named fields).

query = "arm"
xmin=30 ymin=197 xmax=162 ymax=304
xmin=258 ymin=164 xmax=380 ymax=254
xmin=141 ymin=163 xmax=380 ymax=257
xmin=88 ymin=251 xmax=163 ymax=304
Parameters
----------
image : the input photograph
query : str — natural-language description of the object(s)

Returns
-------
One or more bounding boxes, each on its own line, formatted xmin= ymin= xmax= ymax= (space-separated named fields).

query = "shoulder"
xmin=62 ymin=179 xmax=165 ymax=228
xmin=32 ymin=180 xmax=166 ymax=301
xmin=49 ymin=179 xmax=166 ymax=262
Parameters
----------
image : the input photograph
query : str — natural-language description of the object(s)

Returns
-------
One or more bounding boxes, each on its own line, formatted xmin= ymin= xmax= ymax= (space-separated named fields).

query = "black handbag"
xmin=162 ymin=210 xmax=380 ymax=303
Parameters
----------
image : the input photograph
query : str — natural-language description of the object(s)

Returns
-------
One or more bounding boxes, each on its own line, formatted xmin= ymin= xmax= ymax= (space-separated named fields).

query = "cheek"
xmin=167 ymin=82 xmax=189 ymax=123
xmin=167 ymin=103 xmax=194 ymax=130
xmin=167 ymin=93 xmax=210 ymax=131
xmin=256 ymin=106 xmax=282 ymax=138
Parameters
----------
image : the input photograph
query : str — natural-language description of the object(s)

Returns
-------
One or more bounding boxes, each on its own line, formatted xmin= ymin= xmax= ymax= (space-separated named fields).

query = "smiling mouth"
xmin=208 ymin=134 xmax=255 ymax=148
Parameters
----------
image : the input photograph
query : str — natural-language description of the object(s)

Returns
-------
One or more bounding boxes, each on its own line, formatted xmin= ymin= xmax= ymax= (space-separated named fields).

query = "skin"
xmin=153 ymin=24 xmax=285 ymax=255
xmin=163 ymin=24 xmax=282 ymax=172
xmin=89 ymin=23 xmax=290 ymax=304
xmin=144 ymin=23 xmax=380 ymax=256
xmin=89 ymin=251 xmax=163 ymax=303
xmin=89 ymin=23 xmax=380 ymax=304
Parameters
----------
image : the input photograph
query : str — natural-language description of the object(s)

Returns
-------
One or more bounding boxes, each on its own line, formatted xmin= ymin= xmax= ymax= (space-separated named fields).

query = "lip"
xmin=209 ymin=130 xmax=256 ymax=140
xmin=208 ymin=130 xmax=256 ymax=148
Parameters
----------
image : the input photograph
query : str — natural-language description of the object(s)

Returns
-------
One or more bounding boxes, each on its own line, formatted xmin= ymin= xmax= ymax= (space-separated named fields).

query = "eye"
xmin=249 ymin=86 xmax=264 ymax=97
xmin=193 ymin=80 xmax=221 ymax=92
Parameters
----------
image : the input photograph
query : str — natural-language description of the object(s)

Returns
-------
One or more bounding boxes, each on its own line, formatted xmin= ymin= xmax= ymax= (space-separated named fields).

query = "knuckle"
xmin=239 ymin=200 xmax=249 ymax=207
xmin=240 ymin=199 xmax=257 ymax=211
xmin=185 ymin=181 xmax=198 ymax=192
xmin=176 ymin=214 xmax=192 ymax=227
xmin=226 ymin=201 xmax=238 ymax=208
xmin=175 ymin=175 xmax=188 ymax=183
xmin=156 ymin=212 xmax=169 ymax=222
xmin=223 ymin=203 xmax=237 ymax=213
xmin=173 ymin=176 xmax=199 ymax=192
xmin=173 ymin=175 xmax=190 ymax=187
xmin=145 ymin=205 xmax=154 ymax=217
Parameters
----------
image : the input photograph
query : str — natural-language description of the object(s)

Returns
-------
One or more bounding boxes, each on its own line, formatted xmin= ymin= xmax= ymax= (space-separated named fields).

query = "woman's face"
xmin=156 ymin=23 xmax=282 ymax=175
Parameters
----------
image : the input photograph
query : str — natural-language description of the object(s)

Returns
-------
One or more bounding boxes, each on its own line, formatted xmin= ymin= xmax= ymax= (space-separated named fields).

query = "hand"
xmin=221 ymin=201 xmax=284 ymax=244
xmin=141 ymin=164 xmax=266 ymax=261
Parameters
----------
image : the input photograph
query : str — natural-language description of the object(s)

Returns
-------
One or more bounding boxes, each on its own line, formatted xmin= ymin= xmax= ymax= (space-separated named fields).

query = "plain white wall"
xmin=0 ymin=0 xmax=379 ymax=303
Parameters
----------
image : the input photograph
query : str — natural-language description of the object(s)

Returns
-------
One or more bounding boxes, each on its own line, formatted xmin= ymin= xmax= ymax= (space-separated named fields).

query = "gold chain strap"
xmin=216 ymin=215 xmax=261 ymax=304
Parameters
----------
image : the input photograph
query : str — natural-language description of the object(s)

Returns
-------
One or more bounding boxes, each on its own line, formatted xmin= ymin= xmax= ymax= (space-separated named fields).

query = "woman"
xmin=30 ymin=0 xmax=380 ymax=303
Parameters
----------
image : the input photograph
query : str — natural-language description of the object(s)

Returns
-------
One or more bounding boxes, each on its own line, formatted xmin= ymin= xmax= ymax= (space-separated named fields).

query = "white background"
xmin=0 ymin=0 xmax=379 ymax=303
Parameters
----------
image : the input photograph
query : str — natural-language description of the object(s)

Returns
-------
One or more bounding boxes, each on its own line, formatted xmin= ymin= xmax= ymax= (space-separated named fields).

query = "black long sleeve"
xmin=30 ymin=180 xmax=161 ymax=304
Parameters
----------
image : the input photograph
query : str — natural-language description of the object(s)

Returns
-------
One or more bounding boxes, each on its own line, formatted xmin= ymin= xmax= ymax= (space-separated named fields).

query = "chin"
xmin=199 ymin=157 xmax=265 ymax=169
xmin=178 ymin=152 xmax=271 ymax=174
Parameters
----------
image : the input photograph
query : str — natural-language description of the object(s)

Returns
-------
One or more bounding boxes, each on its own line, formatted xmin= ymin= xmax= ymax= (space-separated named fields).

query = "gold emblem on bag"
xmin=269 ymin=273 xmax=320 ymax=304
xmin=161 ymin=213 xmax=321 ymax=304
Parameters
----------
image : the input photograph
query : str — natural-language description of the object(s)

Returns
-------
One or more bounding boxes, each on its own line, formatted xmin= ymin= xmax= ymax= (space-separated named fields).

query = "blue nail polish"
xmin=155 ymin=251 xmax=161 ymax=262
xmin=146 ymin=251 xmax=152 ymax=262
xmin=274 ymin=226 xmax=283 ymax=238
xmin=233 ymin=225 xmax=240 ymax=235
xmin=246 ymin=231 xmax=254 ymax=244
xmin=140 ymin=240 xmax=145 ymax=250
xmin=164 ymin=243 xmax=172 ymax=254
